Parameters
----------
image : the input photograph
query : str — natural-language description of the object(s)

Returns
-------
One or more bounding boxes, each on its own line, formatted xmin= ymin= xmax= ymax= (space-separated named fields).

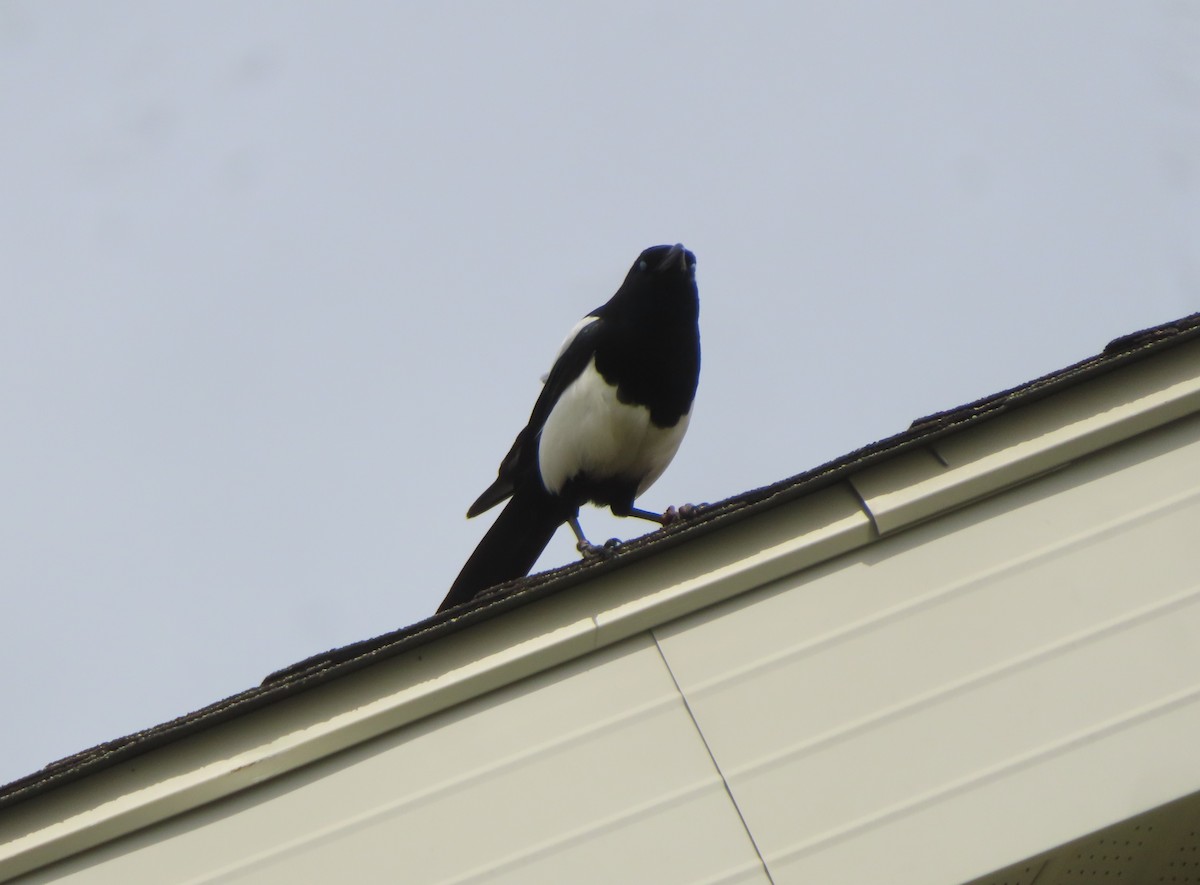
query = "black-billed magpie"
xmin=438 ymin=243 xmax=700 ymax=612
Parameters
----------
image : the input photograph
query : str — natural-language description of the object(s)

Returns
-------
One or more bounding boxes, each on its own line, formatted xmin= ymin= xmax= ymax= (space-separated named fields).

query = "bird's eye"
xmin=637 ymin=260 xmax=648 ymax=271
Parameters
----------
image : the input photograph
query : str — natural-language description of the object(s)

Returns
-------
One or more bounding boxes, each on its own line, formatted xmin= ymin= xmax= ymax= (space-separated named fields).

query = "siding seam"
xmin=650 ymin=630 xmax=776 ymax=885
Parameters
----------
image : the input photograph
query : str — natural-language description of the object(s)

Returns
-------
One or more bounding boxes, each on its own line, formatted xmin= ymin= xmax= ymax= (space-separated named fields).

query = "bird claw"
xmin=577 ymin=537 xmax=622 ymax=559
xmin=577 ymin=539 xmax=604 ymax=558
xmin=660 ymin=502 xmax=704 ymax=526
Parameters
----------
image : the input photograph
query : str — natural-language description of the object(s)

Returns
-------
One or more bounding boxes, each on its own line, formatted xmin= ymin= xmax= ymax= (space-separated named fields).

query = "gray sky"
xmin=1 ymin=2 xmax=1196 ymax=787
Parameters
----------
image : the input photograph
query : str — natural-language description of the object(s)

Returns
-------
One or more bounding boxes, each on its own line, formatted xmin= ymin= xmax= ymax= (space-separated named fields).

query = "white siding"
xmin=19 ymin=635 xmax=768 ymax=885
xmin=657 ymin=411 xmax=1200 ymax=885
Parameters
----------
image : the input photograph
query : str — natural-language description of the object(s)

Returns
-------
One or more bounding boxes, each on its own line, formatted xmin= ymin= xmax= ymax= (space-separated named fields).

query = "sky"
xmin=1 ymin=2 xmax=1196 ymax=787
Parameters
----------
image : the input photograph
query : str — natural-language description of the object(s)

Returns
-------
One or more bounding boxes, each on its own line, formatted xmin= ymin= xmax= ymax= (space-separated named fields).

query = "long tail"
xmin=438 ymin=485 xmax=569 ymax=612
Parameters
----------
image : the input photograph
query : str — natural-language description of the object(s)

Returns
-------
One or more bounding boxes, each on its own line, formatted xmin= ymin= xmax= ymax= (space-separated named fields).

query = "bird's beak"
xmin=656 ymin=243 xmax=686 ymax=273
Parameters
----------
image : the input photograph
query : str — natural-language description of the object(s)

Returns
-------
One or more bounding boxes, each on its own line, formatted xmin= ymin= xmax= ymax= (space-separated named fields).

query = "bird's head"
xmin=627 ymin=243 xmax=696 ymax=281
xmin=606 ymin=243 xmax=699 ymax=325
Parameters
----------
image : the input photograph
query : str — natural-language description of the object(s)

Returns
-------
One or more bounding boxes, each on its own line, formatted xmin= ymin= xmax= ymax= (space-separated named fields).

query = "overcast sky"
xmin=1 ymin=2 xmax=1196 ymax=787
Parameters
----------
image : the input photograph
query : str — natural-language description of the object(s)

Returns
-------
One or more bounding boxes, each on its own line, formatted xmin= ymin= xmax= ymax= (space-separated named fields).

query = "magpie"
xmin=438 ymin=243 xmax=701 ymax=612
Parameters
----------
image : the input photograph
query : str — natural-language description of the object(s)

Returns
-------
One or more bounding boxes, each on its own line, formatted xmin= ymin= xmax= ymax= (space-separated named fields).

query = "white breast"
xmin=537 ymin=357 xmax=690 ymax=498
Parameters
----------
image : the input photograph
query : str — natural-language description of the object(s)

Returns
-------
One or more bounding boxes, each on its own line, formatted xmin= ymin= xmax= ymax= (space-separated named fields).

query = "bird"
xmin=437 ymin=243 xmax=701 ymax=612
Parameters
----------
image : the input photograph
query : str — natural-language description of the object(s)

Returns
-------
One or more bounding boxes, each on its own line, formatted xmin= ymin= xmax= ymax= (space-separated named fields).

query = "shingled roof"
xmin=3 ymin=310 xmax=1198 ymax=813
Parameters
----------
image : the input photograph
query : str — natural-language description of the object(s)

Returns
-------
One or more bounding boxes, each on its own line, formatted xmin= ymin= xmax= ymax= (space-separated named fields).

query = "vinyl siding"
xmin=657 ymin=410 xmax=1200 ymax=884
xmin=16 ymin=635 xmax=769 ymax=885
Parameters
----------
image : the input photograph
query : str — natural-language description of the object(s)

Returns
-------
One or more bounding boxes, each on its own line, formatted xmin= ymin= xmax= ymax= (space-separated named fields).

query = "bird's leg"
xmin=569 ymin=516 xmax=623 ymax=559
xmin=569 ymin=516 xmax=603 ymax=558
xmin=623 ymin=503 xmax=703 ymax=526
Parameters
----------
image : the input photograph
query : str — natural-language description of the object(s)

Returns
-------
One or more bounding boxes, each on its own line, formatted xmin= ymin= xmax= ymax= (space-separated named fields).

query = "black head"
xmin=624 ymin=243 xmax=697 ymax=284
xmin=610 ymin=244 xmax=698 ymax=312
xmin=604 ymin=242 xmax=699 ymax=329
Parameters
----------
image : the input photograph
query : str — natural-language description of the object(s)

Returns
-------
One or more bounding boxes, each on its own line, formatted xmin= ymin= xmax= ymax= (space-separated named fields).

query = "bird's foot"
xmin=576 ymin=538 xmax=604 ymax=558
xmin=659 ymin=502 xmax=705 ymax=526
xmin=577 ymin=537 xmax=622 ymax=559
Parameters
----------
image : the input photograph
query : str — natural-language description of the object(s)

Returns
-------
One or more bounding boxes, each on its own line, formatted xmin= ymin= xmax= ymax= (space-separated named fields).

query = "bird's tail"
xmin=438 ymin=485 xmax=570 ymax=612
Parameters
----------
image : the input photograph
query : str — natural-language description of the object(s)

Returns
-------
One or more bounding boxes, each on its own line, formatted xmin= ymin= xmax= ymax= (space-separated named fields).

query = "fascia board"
xmin=849 ymin=340 xmax=1200 ymax=535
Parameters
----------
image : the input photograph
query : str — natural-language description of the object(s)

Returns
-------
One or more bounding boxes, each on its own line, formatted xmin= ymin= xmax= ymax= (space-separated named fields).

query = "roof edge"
xmin=1 ymin=312 xmax=1199 ymax=881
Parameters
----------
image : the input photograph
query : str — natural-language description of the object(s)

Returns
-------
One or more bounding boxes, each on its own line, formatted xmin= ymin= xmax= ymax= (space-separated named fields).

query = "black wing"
xmin=466 ymin=314 xmax=608 ymax=517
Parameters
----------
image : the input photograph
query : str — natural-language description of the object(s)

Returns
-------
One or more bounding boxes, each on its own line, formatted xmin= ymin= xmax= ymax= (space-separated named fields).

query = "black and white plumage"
xmin=438 ymin=243 xmax=701 ymax=612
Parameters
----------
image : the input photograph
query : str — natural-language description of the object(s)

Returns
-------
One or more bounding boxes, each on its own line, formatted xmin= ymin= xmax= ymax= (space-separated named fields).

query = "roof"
xmin=2 ymin=310 xmax=1199 ymax=814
